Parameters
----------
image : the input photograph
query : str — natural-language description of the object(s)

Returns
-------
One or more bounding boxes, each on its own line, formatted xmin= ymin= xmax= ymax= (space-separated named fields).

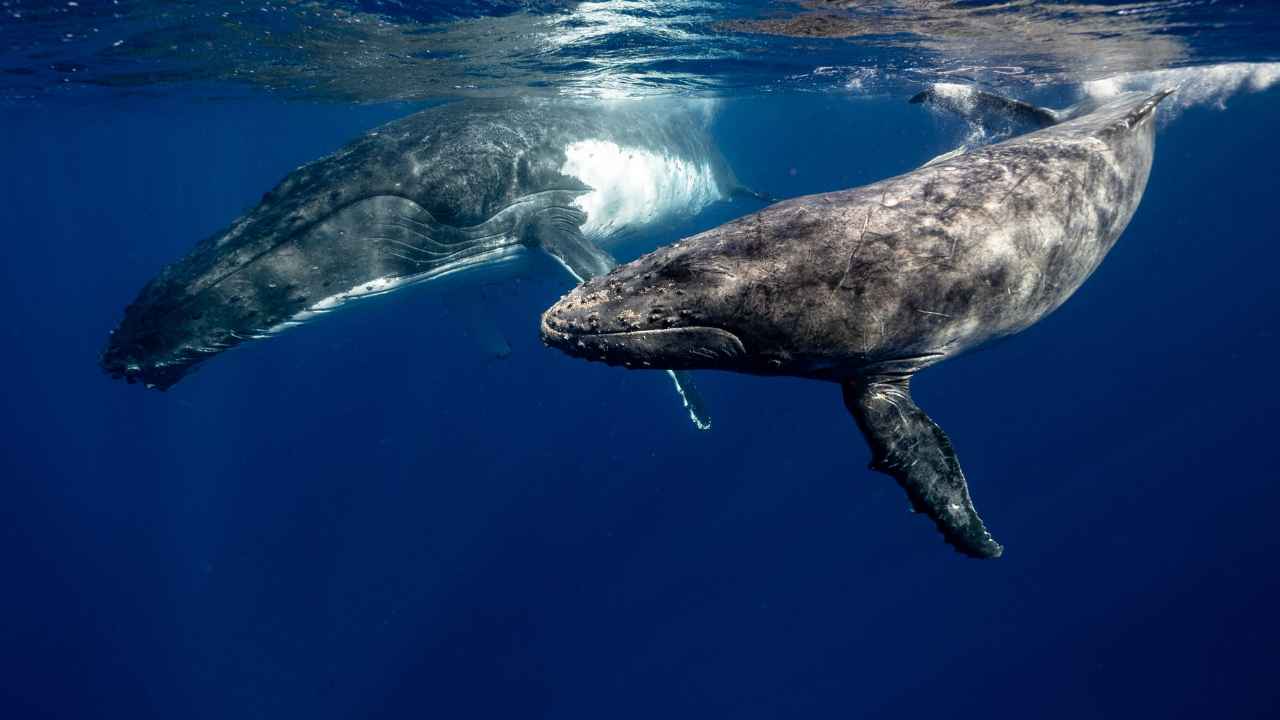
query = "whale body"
xmin=542 ymin=89 xmax=1172 ymax=556
xmin=102 ymin=97 xmax=758 ymax=429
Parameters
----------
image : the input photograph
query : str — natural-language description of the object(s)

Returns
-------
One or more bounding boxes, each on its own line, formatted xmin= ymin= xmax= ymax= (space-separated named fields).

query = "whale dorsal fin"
xmin=842 ymin=378 xmax=1003 ymax=558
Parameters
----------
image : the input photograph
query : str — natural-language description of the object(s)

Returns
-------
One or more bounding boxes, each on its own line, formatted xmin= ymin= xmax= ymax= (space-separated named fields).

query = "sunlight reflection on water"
xmin=0 ymin=0 xmax=1276 ymax=104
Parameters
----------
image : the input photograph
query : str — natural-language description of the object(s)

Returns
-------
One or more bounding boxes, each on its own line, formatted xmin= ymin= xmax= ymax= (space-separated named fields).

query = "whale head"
xmin=98 ymin=190 xmax=491 ymax=390
xmin=99 ymin=219 xmax=312 ymax=390
xmin=541 ymin=223 xmax=788 ymax=375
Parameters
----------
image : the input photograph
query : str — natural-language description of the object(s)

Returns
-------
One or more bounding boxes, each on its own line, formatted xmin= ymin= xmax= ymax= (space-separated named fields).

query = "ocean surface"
xmin=3 ymin=2 xmax=1279 ymax=718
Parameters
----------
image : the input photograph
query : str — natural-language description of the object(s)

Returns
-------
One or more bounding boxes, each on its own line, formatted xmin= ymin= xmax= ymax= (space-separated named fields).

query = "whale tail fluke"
xmin=910 ymin=84 xmax=1061 ymax=129
xmin=842 ymin=378 xmax=1003 ymax=559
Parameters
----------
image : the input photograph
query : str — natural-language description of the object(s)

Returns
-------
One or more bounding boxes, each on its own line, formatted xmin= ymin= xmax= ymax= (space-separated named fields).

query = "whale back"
xmin=597 ymin=90 xmax=1171 ymax=379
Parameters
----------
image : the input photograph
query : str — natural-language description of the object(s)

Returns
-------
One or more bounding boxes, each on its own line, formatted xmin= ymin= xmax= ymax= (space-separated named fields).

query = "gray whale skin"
xmin=101 ymin=97 xmax=759 ymax=430
xmin=542 ymin=88 xmax=1173 ymax=557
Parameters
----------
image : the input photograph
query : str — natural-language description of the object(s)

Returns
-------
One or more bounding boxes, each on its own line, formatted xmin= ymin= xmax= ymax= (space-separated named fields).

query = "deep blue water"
xmin=4 ymin=3 xmax=1280 ymax=719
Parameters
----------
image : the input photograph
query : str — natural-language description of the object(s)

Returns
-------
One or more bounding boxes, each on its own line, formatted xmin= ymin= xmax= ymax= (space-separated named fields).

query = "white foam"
xmin=559 ymin=139 xmax=724 ymax=243
xmin=1082 ymin=62 xmax=1280 ymax=115
xmin=919 ymin=82 xmax=1005 ymax=150
xmin=931 ymin=82 xmax=982 ymax=112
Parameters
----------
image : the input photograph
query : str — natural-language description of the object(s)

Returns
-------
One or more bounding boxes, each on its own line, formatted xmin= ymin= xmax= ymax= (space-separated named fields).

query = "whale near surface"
xmin=542 ymin=88 xmax=1173 ymax=557
xmin=101 ymin=97 xmax=750 ymax=428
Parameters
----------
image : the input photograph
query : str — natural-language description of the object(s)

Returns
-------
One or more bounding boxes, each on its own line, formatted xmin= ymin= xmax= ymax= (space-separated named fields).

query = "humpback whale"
xmin=101 ymin=97 xmax=763 ymax=430
xmin=542 ymin=88 xmax=1172 ymax=557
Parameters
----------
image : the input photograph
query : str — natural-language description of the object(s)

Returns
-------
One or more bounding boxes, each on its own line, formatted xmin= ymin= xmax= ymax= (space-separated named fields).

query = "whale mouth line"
xmin=552 ymin=325 xmax=723 ymax=340
xmin=540 ymin=318 xmax=727 ymax=341
xmin=540 ymin=318 xmax=747 ymax=368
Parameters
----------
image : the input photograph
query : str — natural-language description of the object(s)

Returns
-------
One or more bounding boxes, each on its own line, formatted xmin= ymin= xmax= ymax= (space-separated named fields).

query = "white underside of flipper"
xmin=258 ymin=245 xmax=526 ymax=337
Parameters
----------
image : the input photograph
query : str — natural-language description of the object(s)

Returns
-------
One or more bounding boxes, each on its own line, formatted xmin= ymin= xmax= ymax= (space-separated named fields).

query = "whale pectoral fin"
xmin=665 ymin=370 xmax=712 ymax=431
xmin=921 ymin=146 xmax=970 ymax=168
xmin=841 ymin=378 xmax=1003 ymax=559
xmin=532 ymin=207 xmax=616 ymax=282
xmin=910 ymin=86 xmax=1060 ymax=129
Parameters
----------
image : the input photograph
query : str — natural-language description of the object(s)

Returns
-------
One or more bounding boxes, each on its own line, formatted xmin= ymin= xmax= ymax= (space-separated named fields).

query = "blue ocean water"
xmin=3 ymin=2 xmax=1279 ymax=718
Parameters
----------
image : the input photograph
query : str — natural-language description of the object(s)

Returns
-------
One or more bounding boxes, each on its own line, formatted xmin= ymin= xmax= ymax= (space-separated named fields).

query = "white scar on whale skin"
xmin=560 ymin=139 xmax=724 ymax=243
